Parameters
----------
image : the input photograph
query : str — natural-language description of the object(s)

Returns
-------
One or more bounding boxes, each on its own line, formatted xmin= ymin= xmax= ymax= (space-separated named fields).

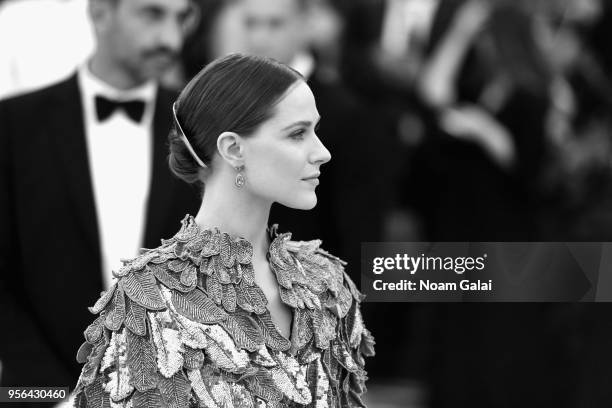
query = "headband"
xmin=172 ymin=102 xmax=207 ymax=168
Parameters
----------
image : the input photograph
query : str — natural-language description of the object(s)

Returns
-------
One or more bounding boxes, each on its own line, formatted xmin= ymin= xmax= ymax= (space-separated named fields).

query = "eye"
xmin=178 ymin=8 xmax=198 ymax=32
xmin=289 ymin=129 xmax=306 ymax=140
xmin=140 ymin=6 xmax=165 ymax=22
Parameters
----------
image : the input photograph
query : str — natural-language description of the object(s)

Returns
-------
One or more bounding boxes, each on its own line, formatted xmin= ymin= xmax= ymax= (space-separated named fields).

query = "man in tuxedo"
xmin=0 ymin=0 xmax=200 ymax=387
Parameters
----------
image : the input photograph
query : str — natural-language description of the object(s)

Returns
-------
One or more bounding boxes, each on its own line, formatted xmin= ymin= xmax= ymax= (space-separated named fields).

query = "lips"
xmin=302 ymin=173 xmax=320 ymax=181
xmin=302 ymin=173 xmax=320 ymax=187
xmin=303 ymin=178 xmax=320 ymax=186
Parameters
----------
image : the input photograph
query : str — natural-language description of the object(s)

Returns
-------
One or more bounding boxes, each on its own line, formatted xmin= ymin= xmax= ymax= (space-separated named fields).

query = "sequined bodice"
xmin=74 ymin=215 xmax=375 ymax=408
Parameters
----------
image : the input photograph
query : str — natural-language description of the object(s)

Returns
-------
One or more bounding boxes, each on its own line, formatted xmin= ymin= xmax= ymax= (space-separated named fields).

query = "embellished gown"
xmin=73 ymin=215 xmax=375 ymax=407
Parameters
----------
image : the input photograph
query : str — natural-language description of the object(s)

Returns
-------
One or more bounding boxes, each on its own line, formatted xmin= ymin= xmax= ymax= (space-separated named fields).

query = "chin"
xmin=279 ymin=194 xmax=318 ymax=211
xmin=140 ymin=60 xmax=172 ymax=81
xmin=144 ymin=66 xmax=167 ymax=81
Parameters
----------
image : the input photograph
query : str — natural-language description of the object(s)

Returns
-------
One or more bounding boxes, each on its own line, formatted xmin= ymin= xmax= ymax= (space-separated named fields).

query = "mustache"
xmin=142 ymin=47 xmax=179 ymax=61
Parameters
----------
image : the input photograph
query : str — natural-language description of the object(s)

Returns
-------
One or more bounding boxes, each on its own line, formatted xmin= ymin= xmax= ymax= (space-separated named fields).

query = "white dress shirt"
xmin=78 ymin=62 xmax=157 ymax=290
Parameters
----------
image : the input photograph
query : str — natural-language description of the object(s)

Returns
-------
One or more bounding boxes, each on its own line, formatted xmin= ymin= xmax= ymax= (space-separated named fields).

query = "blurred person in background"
xmin=340 ymin=0 xmax=443 ymax=243
xmin=0 ymin=0 xmax=200 ymax=390
xmin=411 ymin=0 xmax=612 ymax=239
xmin=392 ymin=3 xmax=559 ymax=403
xmin=304 ymin=0 xmax=345 ymax=84
xmin=405 ymin=1 xmax=612 ymax=407
xmin=181 ymin=0 xmax=248 ymax=79
xmin=533 ymin=0 xmax=612 ymax=240
xmin=534 ymin=6 xmax=612 ymax=404
xmin=343 ymin=0 xmax=440 ymax=103
xmin=406 ymin=0 xmax=551 ymax=241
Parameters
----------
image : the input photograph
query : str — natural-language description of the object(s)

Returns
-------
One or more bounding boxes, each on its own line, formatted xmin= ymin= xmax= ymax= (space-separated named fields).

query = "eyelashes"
xmin=289 ymin=129 xmax=306 ymax=140
xmin=289 ymin=123 xmax=321 ymax=140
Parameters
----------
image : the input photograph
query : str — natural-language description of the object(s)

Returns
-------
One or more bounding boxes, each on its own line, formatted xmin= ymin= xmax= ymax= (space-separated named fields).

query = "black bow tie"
xmin=95 ymin=95 xmax=146 ymax=123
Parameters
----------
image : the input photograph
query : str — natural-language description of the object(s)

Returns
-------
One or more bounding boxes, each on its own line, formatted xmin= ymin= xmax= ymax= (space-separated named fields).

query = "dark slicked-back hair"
xmin=168 ymin=53 xmax=303 ymax=187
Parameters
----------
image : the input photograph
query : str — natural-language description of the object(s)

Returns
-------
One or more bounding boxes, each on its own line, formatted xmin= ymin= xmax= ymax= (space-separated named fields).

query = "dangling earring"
xmin=234 ymin=165 xmax=246 ymax=188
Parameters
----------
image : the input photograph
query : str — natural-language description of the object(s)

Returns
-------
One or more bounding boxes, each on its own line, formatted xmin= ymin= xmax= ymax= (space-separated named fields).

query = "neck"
xmin=89 ymin=50 xmax=144 ymax=90
xmin=194 ymin=174 xmax=271 ymax=259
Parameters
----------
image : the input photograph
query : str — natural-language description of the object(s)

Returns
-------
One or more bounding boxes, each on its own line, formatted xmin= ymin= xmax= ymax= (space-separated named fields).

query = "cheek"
xmin=245 ymin=144 xmax=307 ymax=197
xmin=249 ymin=147 xmax=301 ymax=184
xmin=110 ymin=24 xmax=139 ymax=56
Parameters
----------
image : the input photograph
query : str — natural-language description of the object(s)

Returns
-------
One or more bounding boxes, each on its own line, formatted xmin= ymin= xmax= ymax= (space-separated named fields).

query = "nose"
xmin=157 ymin=18 xmax=184 ymax=52
xmin=310 ymin=134 xmax=332 ymax=165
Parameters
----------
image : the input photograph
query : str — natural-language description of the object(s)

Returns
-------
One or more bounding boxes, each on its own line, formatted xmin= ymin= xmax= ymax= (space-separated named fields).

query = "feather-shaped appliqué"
xmin=236 ymin=281 xmax=268 ymax=315
xmin=230 ymin=383 xmax=255 ymax=408
xmin=207 ymin=272 xmax=224 ymax=305
xmin=149 ymin=312 xmax=184 ymax=378
xmin=158 ymin=370 xmax=191 ymax=408
xmin=345 ymin=302 xmax=365 ymax=349
xmin=132 ymin=388 xmax=163 ymax=408
xmin=105 ymin=365 xmax=134 ymax=403
xmin=220 ymin=313 xmax=265 ymax=352
xmin=126 ymin=330 xmax=158 ymax=392
xmin=171 ymin=287 xmax=227 ymax=323
xmin=100 ymin=330 xmax=120 ymax=372
xmin=269 ymin=353 xmax=311 ymax=404
xmin=245 ymin=368 xmax=283 ymax=404
xmin=168 ymin=259 xmax=189 ymax=273
xmin=104 ymin=285 xmax=126 ymax=331
xmin=175 ymin=313 xmax=209 ymax=350
xmin=183 ymin=346 xmax=205 ymax=370
xmin=308 ymin=357 xmax=330 ymax=408
xmin=74 ymin=215 xmax=374 ymax=407
xmin=188 ymin=368 xmax=221 ymax=408
xmin=180 ymin=264 xmax=198 ymax=287
xmin=78 ymin=326 xmax=110 ymax=388
xmin=222 ymin=283 xmax=238 ymax=312
xmin=290 ymin=308 xmax=313 ymax=353
xmin=255 ymin=312 xmax=291 ymax=352
xmin=121 ymin=269 xmax=166 ymax=311
xmin=312 ymin=310 xmax=337 ymax=350
xmin=253 ymin=346 xmax=278 ymax=368
xmin=124 ymin=298 xmax=147 ymax=336
xmin=89 ymin=284 xmax=117 ymax=314
xmin=83 ymin=376 xmax=107 ymax=407
xmin=149 ymin=264 xmax=192 ymax=293
xmin=203 ymin=324 xmax=250 ymax=373
xmin=84 ymin=314 xmax=106 ymax=344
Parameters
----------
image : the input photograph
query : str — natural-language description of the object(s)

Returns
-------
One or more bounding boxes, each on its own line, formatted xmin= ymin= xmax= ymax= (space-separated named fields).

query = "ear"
xmin=216 ymin=132 xmax=245 ymax=168
xmin=88 ymin=0 xmax=114 ymax=33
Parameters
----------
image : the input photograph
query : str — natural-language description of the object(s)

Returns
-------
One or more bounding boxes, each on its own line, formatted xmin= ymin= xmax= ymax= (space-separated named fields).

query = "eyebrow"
xmin=281 ymin=116 xmax=322 ymax=131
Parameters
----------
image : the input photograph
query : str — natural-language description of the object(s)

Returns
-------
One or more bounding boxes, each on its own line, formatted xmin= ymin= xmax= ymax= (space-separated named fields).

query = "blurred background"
xmin=3 ymin=0 xmax=612 ymax=406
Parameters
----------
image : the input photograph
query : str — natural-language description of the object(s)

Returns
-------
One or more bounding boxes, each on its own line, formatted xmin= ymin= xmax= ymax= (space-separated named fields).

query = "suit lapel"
xmin=143 ymin=88 xmax=176 ymax=247
xmin=47 ymin=74 xmax=100 ymax=257
xmin=47 ymin=80 xmax=179 ymax=253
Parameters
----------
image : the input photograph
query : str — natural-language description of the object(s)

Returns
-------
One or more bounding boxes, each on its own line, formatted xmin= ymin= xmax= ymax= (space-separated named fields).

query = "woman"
xmin=73 ymin=53 xmax=374 ymax=408
xmin=410 ymin=0 xmax=551 ymax=241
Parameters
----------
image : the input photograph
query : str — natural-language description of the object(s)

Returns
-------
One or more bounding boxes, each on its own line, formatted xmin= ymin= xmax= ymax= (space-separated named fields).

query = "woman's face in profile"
xmin=240 ymin=81 xmax=331 ymax=210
